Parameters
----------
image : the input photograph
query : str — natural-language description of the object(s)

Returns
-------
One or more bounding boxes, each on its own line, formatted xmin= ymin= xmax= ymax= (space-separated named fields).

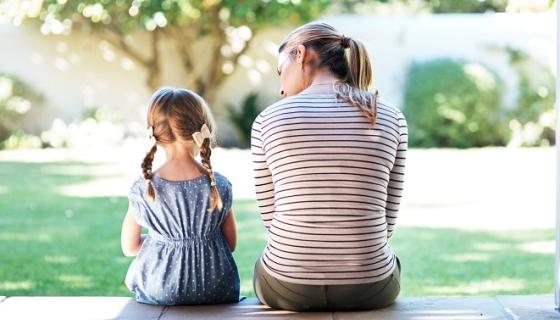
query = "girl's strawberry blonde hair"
xmin=141 ymin=87 xmax=223 ymax=212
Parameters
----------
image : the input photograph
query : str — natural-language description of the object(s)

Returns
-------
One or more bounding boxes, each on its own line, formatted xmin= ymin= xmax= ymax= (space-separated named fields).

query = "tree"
xmin=334 ymin=0 xmax=555 ymax=13
xmin=3 ymin=0 xmax=332 ymax=106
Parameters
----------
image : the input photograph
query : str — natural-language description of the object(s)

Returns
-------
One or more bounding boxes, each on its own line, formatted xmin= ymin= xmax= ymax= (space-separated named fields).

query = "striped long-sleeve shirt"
xmin=251 ymin=93 xmax=408 ymax=285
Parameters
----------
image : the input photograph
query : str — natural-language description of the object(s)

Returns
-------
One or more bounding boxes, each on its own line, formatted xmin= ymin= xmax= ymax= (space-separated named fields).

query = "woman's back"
xmin=252 ymin=93 xmax=407 ymax=285
xmin=125 ymin=173 xmax=240 ymax=305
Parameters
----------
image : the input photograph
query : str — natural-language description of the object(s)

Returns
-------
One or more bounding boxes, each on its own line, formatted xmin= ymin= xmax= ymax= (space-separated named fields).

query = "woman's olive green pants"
xmin=253 ymin=257 xmax=401 ymax=311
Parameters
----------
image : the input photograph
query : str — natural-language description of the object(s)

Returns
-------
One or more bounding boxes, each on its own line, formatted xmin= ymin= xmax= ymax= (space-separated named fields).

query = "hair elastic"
xmin=340 ymin=35 xmax=351 ymax=48
xmin=147 ymin=126 xmax=156 ymax=144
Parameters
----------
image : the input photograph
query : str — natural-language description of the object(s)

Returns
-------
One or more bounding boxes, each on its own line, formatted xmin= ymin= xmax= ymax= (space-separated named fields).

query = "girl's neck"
xmin=156 ymin=142 xmax=206 ymax=181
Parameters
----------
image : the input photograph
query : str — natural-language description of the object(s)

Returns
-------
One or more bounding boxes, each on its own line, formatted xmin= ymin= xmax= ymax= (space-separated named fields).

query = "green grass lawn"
xmin=0 ymin=161 xmax=554 ymax=297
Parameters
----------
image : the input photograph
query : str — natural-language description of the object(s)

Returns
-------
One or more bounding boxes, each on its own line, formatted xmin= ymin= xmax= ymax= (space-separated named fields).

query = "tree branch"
xmin=215 ymin=30 xmax=257 ymax=89
xmin=97 ymin=25 xmax=150 ymax=68
xmin=146 ymin=29 xmax=161 ymax=89
xmin=196 ymin=3 xmax=226 ymax=98
xmin=169 ymin=25 xmax=195 ymax=74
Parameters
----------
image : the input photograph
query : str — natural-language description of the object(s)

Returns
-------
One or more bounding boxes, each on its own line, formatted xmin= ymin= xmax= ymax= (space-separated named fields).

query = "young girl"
xmin=121 ymin=87 xmax=240 ymax=305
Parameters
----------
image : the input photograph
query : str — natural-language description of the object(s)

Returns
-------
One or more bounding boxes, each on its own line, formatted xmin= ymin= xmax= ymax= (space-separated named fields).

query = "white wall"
xmin=0 ymin=24 xmax=151 ymax=132
xmin=0 ymin=12 xmax=555 ymax=144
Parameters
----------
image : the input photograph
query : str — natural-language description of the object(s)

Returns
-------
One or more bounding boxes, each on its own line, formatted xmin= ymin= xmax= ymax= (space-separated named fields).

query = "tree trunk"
xmin=146 ymin=30 xmax=161 ymax=91
xmin=101 ymin=19 xmax=254 ymax=109
xmin=99 ymin=26 xmax=160 ymax=91
xmin=191 ymin=27 xmax=256 ymax=109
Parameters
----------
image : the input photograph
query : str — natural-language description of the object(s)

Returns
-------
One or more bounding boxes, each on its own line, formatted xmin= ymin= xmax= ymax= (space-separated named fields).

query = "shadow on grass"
xmin=0 ymin=162 xmax=554 ymax=298
xmin=391 ymin=227 xmax=554 ymax=296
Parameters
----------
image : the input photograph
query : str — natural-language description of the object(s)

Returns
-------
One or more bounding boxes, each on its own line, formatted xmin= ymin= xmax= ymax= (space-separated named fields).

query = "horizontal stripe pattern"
xmin=251 ymin=93 xmax=408 ymax=285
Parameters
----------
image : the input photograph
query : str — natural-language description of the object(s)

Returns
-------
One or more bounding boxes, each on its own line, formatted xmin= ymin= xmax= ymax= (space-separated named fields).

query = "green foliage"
xmin=0 ymin=74 xmax=43 ymax=144
xmin=226 ymin=92 xmax=263 ymax=147
xmin=426 ymin=0 xmax=509 ymax=13
xmin=10 ymin=0 xmax=333 ymax=35
xmin=2 ymin=131 xmax=44 ymax=149
xmin=333 ymin=0 xmax=555 ymax=13
xmin=504 ymin=47 xmax=556 ymax=147
xmin=403 ymin=59 xmax=508 ymax=148
xmin=82 ymin=106 xmax=123 ymax=123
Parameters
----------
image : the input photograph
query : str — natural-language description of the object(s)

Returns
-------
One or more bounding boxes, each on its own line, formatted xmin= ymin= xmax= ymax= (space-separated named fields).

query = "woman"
xmin=251 ymin=22 xmax=408 ymax=311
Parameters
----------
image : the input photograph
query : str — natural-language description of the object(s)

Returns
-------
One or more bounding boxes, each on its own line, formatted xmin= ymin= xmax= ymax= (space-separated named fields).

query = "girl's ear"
xmin=295 ymin=44 xmax=306 ymax=65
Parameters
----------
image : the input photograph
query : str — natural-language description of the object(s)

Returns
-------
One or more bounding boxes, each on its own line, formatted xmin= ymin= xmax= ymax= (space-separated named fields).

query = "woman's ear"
xmin=296 ymin=44 xmax=306 ymax=66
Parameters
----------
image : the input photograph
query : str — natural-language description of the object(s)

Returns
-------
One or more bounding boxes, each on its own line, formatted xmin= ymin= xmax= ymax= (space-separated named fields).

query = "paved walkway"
xmin=0 ymin=295 xmax=557 ymax=319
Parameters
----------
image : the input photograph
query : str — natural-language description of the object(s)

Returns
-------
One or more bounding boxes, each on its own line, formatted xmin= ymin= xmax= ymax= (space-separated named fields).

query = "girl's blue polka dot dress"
xmin=124 ymin=172 xmax=240 ymax=305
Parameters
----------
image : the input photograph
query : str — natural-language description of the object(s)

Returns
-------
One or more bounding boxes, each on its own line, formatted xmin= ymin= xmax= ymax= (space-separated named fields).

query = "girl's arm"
xmin=121 ymin=202 xmax=145 ymax=257
xmin=221 ymin=209 xmax=237 ymax=252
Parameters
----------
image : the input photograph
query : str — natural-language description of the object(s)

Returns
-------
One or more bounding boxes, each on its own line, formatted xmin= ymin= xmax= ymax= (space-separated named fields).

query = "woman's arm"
xmin=221 ymin=209 xmax=237 ymax=252
xmin=386 ymin=116 xmax=408 ymax=239
xmin=251 ymin=116 xmax=276 ymax=229
xmin=120 ymin=202 xmax=145 ymax=257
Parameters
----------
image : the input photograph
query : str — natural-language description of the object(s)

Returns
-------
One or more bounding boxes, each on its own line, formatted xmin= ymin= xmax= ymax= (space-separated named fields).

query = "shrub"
xmin=504 ymin=47 xmax=556 ymax=147
xmin=0 ymin=74 xmax=43 ymax=144
xmin=402 ymin=59 xmax=508 ymax=148
xmin=2 ymin=131 xmax=43 ymax=149
xmin=226 ymin=92 xmax=263 ymax=147
xmin=40 ymin=117 xmax=126 ymax=149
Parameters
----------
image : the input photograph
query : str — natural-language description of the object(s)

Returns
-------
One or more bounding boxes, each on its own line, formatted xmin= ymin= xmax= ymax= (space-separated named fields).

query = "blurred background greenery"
xmin=0 ymin=0 xmax=556 ymax=149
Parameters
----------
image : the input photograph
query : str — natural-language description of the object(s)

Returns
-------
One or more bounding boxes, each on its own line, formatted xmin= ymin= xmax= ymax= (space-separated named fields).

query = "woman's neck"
xmin=300 ymin=71 xmax=339 ymax=95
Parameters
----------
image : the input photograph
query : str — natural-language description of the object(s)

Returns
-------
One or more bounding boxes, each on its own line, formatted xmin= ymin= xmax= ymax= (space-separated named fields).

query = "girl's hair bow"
xmin=192 ymin=124 xmax=211 ymax=147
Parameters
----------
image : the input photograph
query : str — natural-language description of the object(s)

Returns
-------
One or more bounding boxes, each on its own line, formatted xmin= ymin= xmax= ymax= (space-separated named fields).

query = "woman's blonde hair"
xmin=141 ymin=87 xmax=223 ymax=212
xmin=279 ymin=22 xmax=377 ymax=124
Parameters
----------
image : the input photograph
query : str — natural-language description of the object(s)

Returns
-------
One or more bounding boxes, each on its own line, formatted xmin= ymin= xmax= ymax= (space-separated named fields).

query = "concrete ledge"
xmin=0 ymin=297 xmax=162 ymax=320
xmin=497 ymin=295 xmax=559 ymax=320
xmin=335 ymin=297 xmax=508 ymax=320
xmin=160 ymin=298 xmax=329 ymax=319
xmin=0 ymin=295 xmax=557 ymax=320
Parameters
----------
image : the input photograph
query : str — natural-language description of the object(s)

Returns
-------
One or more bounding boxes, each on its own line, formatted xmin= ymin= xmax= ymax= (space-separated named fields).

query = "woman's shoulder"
xmin=377 ymin=100 xmax=408 ymax=139
xmin=377 ymin=99 xmax=405 ymax=120
xmin=258 ymin=95 xmax=310 ymax=119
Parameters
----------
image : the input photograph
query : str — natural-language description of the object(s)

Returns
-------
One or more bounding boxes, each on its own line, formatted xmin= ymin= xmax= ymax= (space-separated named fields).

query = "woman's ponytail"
xmin=345 ymin=38 xmax=372 ymax=91
xmin=335 ymin=36 xmax=378 ymax=125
